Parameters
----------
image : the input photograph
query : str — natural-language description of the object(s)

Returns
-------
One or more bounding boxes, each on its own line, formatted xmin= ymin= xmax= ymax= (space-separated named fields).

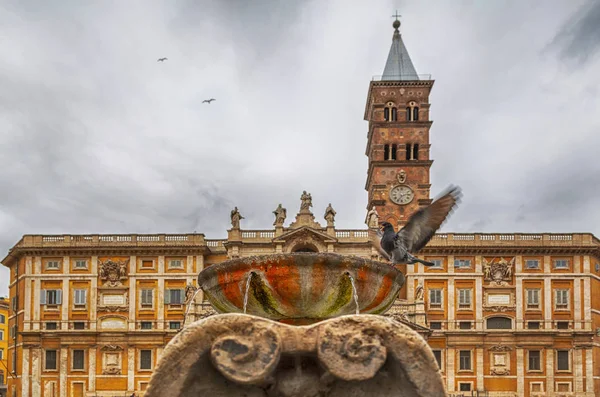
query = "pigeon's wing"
xmin=370 ymin=230 xmax=392 ymax=261
xmin=396 ymin=185 xmax=462 ymax=253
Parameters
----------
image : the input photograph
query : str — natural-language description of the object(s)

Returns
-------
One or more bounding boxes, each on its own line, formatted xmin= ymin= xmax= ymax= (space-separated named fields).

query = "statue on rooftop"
xmin=273 ymin=204 xmax=287 ymax=227
xmin=300 ymin=191 xmax=313 ymax=212
xmin=324 ymin=203 xmax=336 ymax=227
xmin=230 ymin=207 xmax=244 ymax=229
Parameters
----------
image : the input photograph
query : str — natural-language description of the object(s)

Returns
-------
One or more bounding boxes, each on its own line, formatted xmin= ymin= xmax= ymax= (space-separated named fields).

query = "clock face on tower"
xmin=389 ymin=185 xmax=414 ymax=205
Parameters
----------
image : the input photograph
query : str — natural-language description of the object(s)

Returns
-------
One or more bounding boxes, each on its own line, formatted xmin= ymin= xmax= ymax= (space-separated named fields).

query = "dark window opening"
xmin=528 ymin=321 xmax=540 ymax=329
xmin=459 ymin=351 xmax=471 ymax=371
xmin=73 ymin=322 xmax=85 ymax=330
xmin=429 ymin=321 xmax=442 ymax=330
xmin=459 ymin=321 xmax=472 ymax=329
xmin=413 ymin=143 xmax=419 ymax=160
xmin=391 ymin=144 xmax=397 ymax=160
xmin=486 ymin=316 xmax=512 ymax=329
xmin=46 ymin=322 xmax=58 ymax=330
xmin=141 ymin=322 xmax=153 ymax=330
xmin=556 ymin=321 xmax=569 ymax=329
xmin=413 ymin=107 xmax=419 ymax=121
xmin=406 ymin=107 xmax=411 ymax=121
xmin=384 ymin=107 xmax=390 ymax=121
xmin=45 ymin=350 xmax=57 ymax=370
xmin=140 ymin=350 xmax=153 ymax=370
xmin=169 ymin=321 xmax=181 ymax=330
xmin=557 ymin=350 xmax=569 ymax=371
xmin=391 ymin=107 xmax=397 ymax=121
xmin=459 ymin=383 xmax=472 ymax=392
xmin=406 ymin=144 xmax=412 ymax=160
xmin=72 ymin=350 xmax=84 ymax=370
xmin=384 ymin=144 xmax=390 ymax=160
xmin=432 ymin=350 xmax=442 ymax=369
xmin=528 ymin=350 xmax=541 ymax=371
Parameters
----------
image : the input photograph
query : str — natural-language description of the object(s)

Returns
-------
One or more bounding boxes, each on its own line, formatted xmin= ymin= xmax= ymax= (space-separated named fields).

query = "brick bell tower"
xmin=365 ymin=17 xmax=434 ymax=229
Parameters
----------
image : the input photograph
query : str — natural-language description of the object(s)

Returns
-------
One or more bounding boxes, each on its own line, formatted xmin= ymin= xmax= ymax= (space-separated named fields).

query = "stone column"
xmin=446 ymin=348 xmax=455 ymax=392
xmin=475 ymin=277 xmax=482 ymax=330
xmin=574 ymin=348 xmax=583 ymax=393
xmin=89 ymin=347 xmax=97 ymax=392
xmin=574 ymin=278 xmax=581 ymax=329
xmin=583 ymin=277 xmax=591 ymax=330
xmin=59 ymin=348 xmax=68 ymax=397
xmin=128 ymin=347 xmax=135 ymax=392
xmin=476 ymin=348 xmax=483 ymax=391
xmin=21 ymin=347 xmax=30 ymax=397
xmin=585 ymin=348 xmax=594 ymax=394
xmin=24 ymin=257 xmax=32 ymax=331
xmin=61 ymin=264 xmax=70 ymax=331
xmin=448 ymin=256 xmax=455 ymax=274
xmin=447 ymin=279 xmax=455 ymax=330
xmin=516 ymin=277 xmax=523 ymax=330
xmin=544 ymin=278 xmax=552 ymax=329
xmin=31 ymin=347 xmax=41 ymax=397
xmin=158 ymin=278 xmax=165 ymax=330
xmin=129 ymin=275 xmax=137 ymax=331
xmin=545 ymin=349 xmax=554 ymax=394
xmin=91 ymin=256 xmax=98 ymax=331
xmin=516 ymin=348 xmax=524 ymax=395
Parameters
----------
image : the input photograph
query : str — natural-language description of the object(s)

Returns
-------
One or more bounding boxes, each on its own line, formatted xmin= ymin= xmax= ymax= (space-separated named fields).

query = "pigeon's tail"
xmin=409 ymin=258 xmax=436 ymax=267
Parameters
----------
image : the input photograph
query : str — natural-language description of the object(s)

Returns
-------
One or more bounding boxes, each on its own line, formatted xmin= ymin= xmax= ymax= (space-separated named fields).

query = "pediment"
xmin=273 ymin=226 xmax=337 ymax=244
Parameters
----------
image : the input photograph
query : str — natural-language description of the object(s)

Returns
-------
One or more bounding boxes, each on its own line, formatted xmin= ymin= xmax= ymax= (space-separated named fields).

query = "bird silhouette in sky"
xmin=202 ymin=98 xmax=216 ymax=104
xmin=157 ymin=57 xmax=168 ymax=62
xmin=372 ymin=185 xmax=462 ymax=266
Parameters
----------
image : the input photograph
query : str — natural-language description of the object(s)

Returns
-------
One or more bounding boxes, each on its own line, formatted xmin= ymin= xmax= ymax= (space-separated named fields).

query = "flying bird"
xmin=202 ymin=98 xmax=216 ymax=104
xmin=372 ymin=185 xmax=462 ymax=266
xmin=157 ymin=57 xmax=168 ymax=62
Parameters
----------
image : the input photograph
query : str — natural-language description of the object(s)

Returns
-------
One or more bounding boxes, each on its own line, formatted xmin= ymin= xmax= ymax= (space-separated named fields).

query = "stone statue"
xmin=415 ymin=283 xmax=424 ymax=301
xmin=365 ymin=206 xmax=379 ymax=228
xmin=185 ymin=284 xmax=197 ymax=305
xmin=324 ymin=203 xmax=336 ymax=227
xmin=272 ymin=204 xmax=287 ymax=227
xmin=300 ymin=191 xmax=313 ymax=211
xmin=230 ymin=207 xmax=244 ymax=229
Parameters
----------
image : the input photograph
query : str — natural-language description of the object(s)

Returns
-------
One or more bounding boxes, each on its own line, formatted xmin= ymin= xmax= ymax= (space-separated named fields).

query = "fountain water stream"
xmin=243 ymin=271 xmax=254 ymax=314
xmin=346 ymin=273 xmax=360 ymax=315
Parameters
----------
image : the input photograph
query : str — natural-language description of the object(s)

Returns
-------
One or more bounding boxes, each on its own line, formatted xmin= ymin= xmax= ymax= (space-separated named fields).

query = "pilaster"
xmin=447 ymin=278 xmax=454 ymax=330
xmin=33 ymin=279 xmax=41 ymax=330
xmin=585 ymin=348 xmax=594 ymax=393
xmin=61 ymin=267 xmax=70 ymax=330
xmin=574 ymin=348 xmax=583 ymax=392
xmin=545 ymin=349 xmax=554 ymax=394
xmin=127 ymin=347 xmax=135 ymax=392
xmin=90 ymin=256 xmax=98 ymax=331
xmin=544 ymin=278 xmax=551 ymax=329
xmin=475 ymin=277 xmax=482 ymax=330
xmin=31 ymin=347 xmax=41 ymax=397
xmin=24 ymin=259 xmax=32 ymax=330
xmin=516 ymin=348 xmax=524 ymax=395
xmin=574 ymin=278 xmax=581 ymax=329
xmin=60 ymin=348 xmax=68 ymax=397
xmin=583 ymin=277 xmax=591 ymax=330
xmin=446 ymin=348 xmax=455 ymax=392
xmin=157 ymin=278 xmax=165 ymax=330
xmin=89 ymin=347 xmax=96 ymax=392
xmin=476 ymin=348 xmax=483 ymax=391
xmin=21 ymin=347 xmax=30 ymax=397
xmin=516 ymin=277 xmax=523 ymax=330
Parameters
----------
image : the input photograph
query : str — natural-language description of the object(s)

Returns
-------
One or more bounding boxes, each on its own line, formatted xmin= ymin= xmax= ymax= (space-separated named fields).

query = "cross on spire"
xmin=391 ymin=10 xmax=402 ymax=21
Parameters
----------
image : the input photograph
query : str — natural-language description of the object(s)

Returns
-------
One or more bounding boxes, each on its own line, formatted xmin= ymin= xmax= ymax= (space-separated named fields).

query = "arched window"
xmin=406 ymin=101 xmax=419 ymax=122
xmin=486 ymin=316 xmax=512 ymax=330
xmin=391 ymin=144 xmax=397 ymax=160
xmin=384 ymin=102 xmax=397 ymax=122
xmin=413 ymin=143 xmax=419 ymax=160
xmin=405 ymin=144 xmax=412 ymax=160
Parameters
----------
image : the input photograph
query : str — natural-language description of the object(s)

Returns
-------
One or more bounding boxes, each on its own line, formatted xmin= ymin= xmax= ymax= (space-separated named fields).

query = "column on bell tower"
xmin=364 ymin=17 xmax=434 ymax=229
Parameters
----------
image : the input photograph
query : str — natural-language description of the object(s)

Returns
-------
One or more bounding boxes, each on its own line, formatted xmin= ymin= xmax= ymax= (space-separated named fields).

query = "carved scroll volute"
xmin=317 ymin=320 xmax=387 ymax=381
xmin=210 ymin=326 xmax=281 ymax=385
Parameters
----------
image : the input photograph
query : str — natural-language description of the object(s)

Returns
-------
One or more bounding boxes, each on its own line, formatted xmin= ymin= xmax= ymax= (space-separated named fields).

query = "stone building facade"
xmin=2 ymin=18 xmax=600 ymax=397
xmin=1 ymin=297 xmax=9 ymax=397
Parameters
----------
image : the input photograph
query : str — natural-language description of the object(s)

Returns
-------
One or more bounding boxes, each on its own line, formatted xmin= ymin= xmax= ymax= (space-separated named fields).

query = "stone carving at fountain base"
xmin=144 ymin=313 xmax=446 ymax=397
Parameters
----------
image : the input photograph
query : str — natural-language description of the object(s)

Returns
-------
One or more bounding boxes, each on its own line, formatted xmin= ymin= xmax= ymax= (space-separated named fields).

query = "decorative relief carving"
xmin=489 ymin=344 xmax=512 ymax=352
xmin=99 ymin=259 xmax=129 ymax=287
xmin=483 ymin=257 xmax=514 ymax=285
xmin=101 ymin=346 xmax=123 ymax=375
xmin=491 ymin=367 xmax=510 ymax=376
xmin=101 ymin=345 xmax=124 ymax=352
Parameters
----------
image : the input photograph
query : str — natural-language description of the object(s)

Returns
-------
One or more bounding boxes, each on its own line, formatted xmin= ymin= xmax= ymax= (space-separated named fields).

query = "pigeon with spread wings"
xmin=157 ymin=57 xmax=168 ymax=62
xmin=202 ymin=98 xmax=216 ymax=104
xmin=372 ymin=185 xmax=462 ymax=266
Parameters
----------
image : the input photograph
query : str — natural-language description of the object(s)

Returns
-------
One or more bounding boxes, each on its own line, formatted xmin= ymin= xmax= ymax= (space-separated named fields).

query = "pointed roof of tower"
xmin=382 ymin=18 xmax=419 ymax=81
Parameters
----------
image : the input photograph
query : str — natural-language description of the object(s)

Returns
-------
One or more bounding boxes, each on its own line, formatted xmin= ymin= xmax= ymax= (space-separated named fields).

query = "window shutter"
xmin=164 ymin=289 xmax=171 ymax=304
xmin=56 ymin=290 xmax=62 ymax=305
xmin=178 ymin=289 xmax=185 ymax=304
xmin=40 ymin=290 xmax=47 ymax=305
xmin=82 ymin=290 xmax=87 ymax=305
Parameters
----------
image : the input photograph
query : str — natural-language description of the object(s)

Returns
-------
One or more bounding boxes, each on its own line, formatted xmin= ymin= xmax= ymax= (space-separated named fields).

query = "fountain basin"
xmin=198 ymin=253 xmax=405 ymax=324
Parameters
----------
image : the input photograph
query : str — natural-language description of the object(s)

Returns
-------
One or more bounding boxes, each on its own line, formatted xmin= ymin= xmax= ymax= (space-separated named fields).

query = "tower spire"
xmin=381 ymin=14 xmax=419 ymax=81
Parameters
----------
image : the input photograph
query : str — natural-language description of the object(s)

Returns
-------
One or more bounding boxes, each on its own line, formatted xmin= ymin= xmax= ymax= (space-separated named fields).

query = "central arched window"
xmin=406 ymin=101 xmax=419 ymax=122
xmin=384 ymin=102 xmax=397 ymax=122
xmin=486 ymin=316 xmax=512 ymax=330
xmin=384 ymin=144 xmax=397 ymax=160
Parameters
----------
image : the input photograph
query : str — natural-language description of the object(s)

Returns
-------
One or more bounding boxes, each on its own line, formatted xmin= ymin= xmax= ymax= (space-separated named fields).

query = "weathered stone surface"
xmin=145 ymin=313 xmax=446 ymax=397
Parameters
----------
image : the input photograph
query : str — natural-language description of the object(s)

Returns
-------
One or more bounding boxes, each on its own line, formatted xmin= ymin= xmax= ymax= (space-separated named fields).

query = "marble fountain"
xmin=144 ymin=252 xmax=447 ymax=396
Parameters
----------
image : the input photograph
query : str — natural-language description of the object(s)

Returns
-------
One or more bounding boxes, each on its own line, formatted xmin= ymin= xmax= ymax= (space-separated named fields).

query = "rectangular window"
xmin=0 ymin=313 xmax=6 ymax=324
xmin=459 ymin=321 xmax=471 ymax=330
xmin=73 ymin=322 xmax=85 ymax=330
xmin=46 ymin=260 xmax=60 ymax=269
xmin=413 ymin=143 xmax=419 ymax=160
xmin=0 ymin=330 xmax=3 ymax=340
xmin=405 ymin=144 xmax=412 ymax=160
xmin=432 ymin=350 xmax=442 ymax=369
xmin=73 ymin=289 xmax=87 ymax=306
xmin=556 ymin=383 xmax=571 ymax=392
xmin=429 ymin=289 xmax=442 ymax=308
xmin=141 ymin=260 xmax=154 ymax=268
xmin=40 ymin=289 xmax=63 ymax=305
xmin=169 ymin=321 xmax=181 ymax=330
xmin=11 ymin=297 xmax=17 ymax=311
xmin=430 ymin=259 xmax=443 ymax=268
xmin=556 ymin=321 xmax=569 ymax=330
xmin=10 ymin=325 xmax=17 ymax=339
xmin=140 ymin=350 xmax=152 ymax=370
xmin=74 ymin=260 xmax=87 ymax=269
xmin=555 ymin=289 xmax=569 ymax=309
xmin=141 ymin=322 xmax=153 ymax=330
xmin=554 ymin=260 xmax=569 ymax=269
xmin=454 ymin=259 xmax=471 ymax=268
xmin=557 ymin=350 xmax=570 ymax=371
xmin=526 ymin=260 xmax=540 ymax=269
xmin=458 ymin=289 xmax=471 ymax=308
xmin=72 ymin=350 xmax=85 ymax=370
xmin=528 ymin=350 xmax=541 ymax=371
xmin=0 ymin=348 xmax=4 ymax=360
xmin=46 ymin=322 xmax=58 ymax=330
xmin=526 ymin=289 xmax=540 ymax=308
xmin=528 ymin=321 xmax=540 ymax=329
xmin=459 ymin=383 xmax=472 ymax=392
xmin=168 ymin=259 xmax=183 ymax=269
xmin=45 ymin=350 xmax=57 ymax=370
xmin=459 ymin=350 xmax=472 ymax=371
xmin=0 ymin=371 xmax=3 ymax=385
xmin=429 ymin=321 xmax=442 ymax=330
xmin=530 ymin=383 xmax=543 ymax=392
xmin=141 ymin=289 xmax=154 ymax=307
xmin=165 ymin=289 xmax=184 ymax=305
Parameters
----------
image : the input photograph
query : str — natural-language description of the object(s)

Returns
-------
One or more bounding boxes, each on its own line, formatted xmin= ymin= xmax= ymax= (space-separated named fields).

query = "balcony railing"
xmin=371 ymin=74 xmax=432 ymax=81
xmin=15 ymin=234 xmax=206 ymax=248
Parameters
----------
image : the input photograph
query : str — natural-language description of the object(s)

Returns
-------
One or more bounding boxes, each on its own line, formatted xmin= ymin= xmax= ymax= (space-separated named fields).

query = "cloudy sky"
xmin=1 ymin=0 xmax=600 ymax=295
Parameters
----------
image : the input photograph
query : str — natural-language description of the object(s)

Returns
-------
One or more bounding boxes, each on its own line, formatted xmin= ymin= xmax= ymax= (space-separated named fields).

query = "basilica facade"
xmin=2 ymin=19 xmax=600 ymax=397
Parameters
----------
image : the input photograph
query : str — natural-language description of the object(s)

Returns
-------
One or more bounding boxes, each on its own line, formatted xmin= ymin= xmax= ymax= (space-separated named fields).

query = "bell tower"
xmin=364 ymin=17 xmax=434 ymax=228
